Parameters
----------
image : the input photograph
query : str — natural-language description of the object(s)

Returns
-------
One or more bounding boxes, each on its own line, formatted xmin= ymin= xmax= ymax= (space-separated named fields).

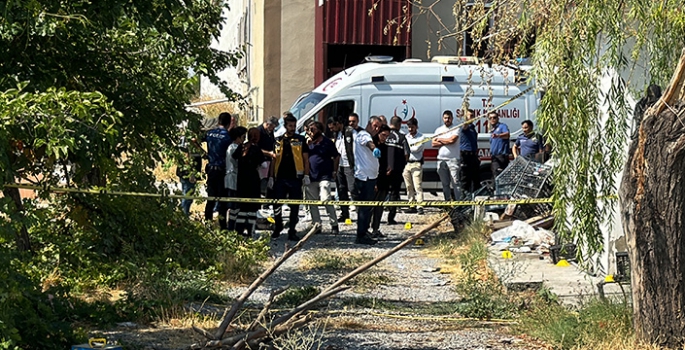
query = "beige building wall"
xmin=279 ymin=0 xmax=316 ymax=114
xmin=248 ymin=0 xmax=263 ymax=123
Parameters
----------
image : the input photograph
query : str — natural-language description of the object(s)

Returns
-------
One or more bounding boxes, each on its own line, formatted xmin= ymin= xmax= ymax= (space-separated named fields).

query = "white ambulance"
xmin=284 ymin=56 xmax=540 ymax=193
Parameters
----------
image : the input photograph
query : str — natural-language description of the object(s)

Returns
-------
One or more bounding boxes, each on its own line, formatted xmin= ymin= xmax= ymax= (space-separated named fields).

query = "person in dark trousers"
xmin=305 ymin=121 xmax=340 ymax=235
xmin=233 ymin=128 xmax=265 ymax=238
xmin=370 ymin=124 xmax=392 ymax=238
xmin=203 ymin=112 xmax=232 ymax=230
xmin=177 ymin=129 xmax=203 ymax=216
xmin=269 ymin=114 xmax=310 ymax=241
xmin=226 ymin=127 xmax=248 ymax=231
xmin=258 ymin=116 xmax=279 ymax=195
xmin=328 ymin=117 xmax=351 ymax=222
xmin=460 ymin=109 xmax=481 ymax=194
xmin=488 ymin=111 xmax=510 ymax=180
xmin=353 ymin=116 xmax=382 ymax=245
xmin=345 ymin=113 xmax=364 ymax=200
xmin=385 ymin=116 xmax=409 ymax=225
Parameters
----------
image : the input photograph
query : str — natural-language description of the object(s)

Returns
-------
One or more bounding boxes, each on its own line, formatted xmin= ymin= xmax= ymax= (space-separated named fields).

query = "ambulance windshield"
xmin=288 ymin=92 xmax=326 ymax=119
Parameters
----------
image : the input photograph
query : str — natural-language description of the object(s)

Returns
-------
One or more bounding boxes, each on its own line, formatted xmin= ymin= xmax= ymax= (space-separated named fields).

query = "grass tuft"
xmin=274 ymin=286 xmax=321 ymax=308
xmin=299 ymin=249 xmax=373 ymax=271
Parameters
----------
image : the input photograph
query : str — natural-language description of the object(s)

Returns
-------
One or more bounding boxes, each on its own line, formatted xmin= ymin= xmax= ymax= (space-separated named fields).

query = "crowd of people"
xmin=177 ymin=109 xmax=548 ymax=245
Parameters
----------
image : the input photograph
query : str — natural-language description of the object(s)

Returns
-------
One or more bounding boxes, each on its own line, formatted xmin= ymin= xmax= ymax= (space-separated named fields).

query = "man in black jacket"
xmin=385 ymin=116 xmax=410 ymax=224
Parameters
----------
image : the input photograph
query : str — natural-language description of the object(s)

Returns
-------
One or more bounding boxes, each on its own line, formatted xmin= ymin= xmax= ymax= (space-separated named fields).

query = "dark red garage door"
xmin=315 ymin=0 xmax=412 ymax=84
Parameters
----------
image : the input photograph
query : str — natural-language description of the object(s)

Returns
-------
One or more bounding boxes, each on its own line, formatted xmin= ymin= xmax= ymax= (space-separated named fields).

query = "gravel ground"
xmin=215 ymin=196 xmax=542 ymax=350
xmin=100 ymin=193 xmax=544 ymax=349
xmin=226 ymin=202 xmax=456 ymax=304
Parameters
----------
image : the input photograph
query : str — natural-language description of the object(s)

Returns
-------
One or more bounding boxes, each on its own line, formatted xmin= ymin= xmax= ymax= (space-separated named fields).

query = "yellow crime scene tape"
xmin=412 ymin=86 xmax=535 ymax=146
xmin=3 ymin=183 xmax=557 ymax=207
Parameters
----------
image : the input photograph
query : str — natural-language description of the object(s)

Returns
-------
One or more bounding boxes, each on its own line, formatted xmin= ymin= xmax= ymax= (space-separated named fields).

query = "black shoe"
xmin=387 ymin=219 xmax=398 ymax=225
xmin=417 ymin=207 xmax=424 ymax=215
xmin=404 ymin=207 xmax=418 ymax=214
xmin=287 ymin=231 xmax=301 ymax=241
xmin=331 ymin=226 xmax=340 ymax=235
xmin=355 ymin=235 xmax=378 ymax=245
xmin=369 ymin=230 xmax=385 ymax=238
xmin=272 ymin=223 xmax=283 ymax=238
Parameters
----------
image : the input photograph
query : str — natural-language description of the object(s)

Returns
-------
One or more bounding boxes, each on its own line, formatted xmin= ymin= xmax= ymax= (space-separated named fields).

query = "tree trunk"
xmin=2 ymin=186 xmax=33 ymax=252
xmin=620 ymin=49 xmax=685 ymax=348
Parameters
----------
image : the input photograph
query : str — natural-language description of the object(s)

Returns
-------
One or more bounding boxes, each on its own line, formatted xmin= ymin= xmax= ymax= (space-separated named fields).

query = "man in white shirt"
xmin=432 ymin=110 xmax=462 ymax=201
xmin=403 ymin=118 xmax=427 ymax=214
xmin=353 ymin=115 xmax=382 ymax=245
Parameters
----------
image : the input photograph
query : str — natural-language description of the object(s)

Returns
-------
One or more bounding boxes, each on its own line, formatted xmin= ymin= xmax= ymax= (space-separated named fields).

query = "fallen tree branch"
xmin=208 ymin=214 xmax=450 ymax=348
xmin=240 ymin=315 xmax=313 ymax=350
xmin=216 ymin=286 xmax=352 ymax=348
xmin=323 ymin=213 xmax=449 ymax=293
xmin=248 ymin=285 xmax=291 ymax=332
xmin=207 ymin=223 xmax=320 ymax=340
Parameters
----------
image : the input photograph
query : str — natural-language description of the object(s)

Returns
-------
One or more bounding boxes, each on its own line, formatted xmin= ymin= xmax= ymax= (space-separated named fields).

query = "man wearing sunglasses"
xmin=488 ymin=111 xmax=510 ymax=179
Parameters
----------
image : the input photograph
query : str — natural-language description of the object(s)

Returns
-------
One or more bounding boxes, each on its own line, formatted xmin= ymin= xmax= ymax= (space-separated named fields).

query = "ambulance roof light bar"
xmin=431 ymin=56 xmax=480 ymax=65
xmin=365 ymin=55 xmax=395 ymax=63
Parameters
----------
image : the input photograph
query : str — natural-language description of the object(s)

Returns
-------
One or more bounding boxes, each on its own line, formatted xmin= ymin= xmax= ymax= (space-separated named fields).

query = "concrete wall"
xmin=411 ymin=0 xmax=461 ymax=61
xmin=279 ymin=0 xmax=316 ymax=114
xmin=200 ymin=0 xmax=248 ymax=98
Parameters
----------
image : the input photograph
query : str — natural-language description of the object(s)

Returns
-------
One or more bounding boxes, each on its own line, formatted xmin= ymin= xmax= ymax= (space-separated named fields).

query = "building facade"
xmin=202 ymin=0 xmax=446 ymax=124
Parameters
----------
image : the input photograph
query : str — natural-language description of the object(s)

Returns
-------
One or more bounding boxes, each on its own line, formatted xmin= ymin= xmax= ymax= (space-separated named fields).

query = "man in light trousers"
xmin=305 ymin=121 xmax=341 ymax=235
xmin=432 ymin=110 xmax=462 ymax=201
xmin=403 ymin=118 xmax=427 ymax=214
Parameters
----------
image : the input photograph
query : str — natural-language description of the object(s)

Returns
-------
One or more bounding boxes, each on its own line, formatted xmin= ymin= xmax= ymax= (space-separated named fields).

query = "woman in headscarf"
xmin=233 ymin=127 xmax=264 ymax=238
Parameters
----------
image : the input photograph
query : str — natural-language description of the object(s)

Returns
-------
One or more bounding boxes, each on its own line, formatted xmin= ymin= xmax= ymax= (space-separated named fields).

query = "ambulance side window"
xmin=316 ymin=100 xmax=355 ymax=124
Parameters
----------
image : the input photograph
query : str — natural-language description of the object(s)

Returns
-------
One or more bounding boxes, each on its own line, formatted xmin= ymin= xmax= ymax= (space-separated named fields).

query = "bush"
xmin=0 ymin=184 xmax=270 ymax=349
xmin=0 ymin=247 xmax=77 ymax=350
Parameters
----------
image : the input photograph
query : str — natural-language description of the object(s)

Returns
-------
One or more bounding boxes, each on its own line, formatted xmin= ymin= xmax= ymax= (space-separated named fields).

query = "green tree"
xmin=0 ymin=0 xmax=241 ymax=251
xmin=0 ymin=1 xmax=246 ymax=347
xmin=442 ymin=0 xmax=685 ymax=346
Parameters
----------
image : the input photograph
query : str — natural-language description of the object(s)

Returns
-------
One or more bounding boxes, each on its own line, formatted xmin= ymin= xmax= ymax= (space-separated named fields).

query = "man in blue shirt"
xmin=203 ymin=112 xmax=233 ymax=230
xmin=488 ymin=111 xmax=510 ymax=180
xmin=513 ymin=120 xmax=545 ymax=161
xmin=460 ymin=109 xmax=481 ymax=194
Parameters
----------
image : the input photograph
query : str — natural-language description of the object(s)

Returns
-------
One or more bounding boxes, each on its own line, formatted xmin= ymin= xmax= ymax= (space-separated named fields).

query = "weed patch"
xmin=216 ymin=235 xmax=270 ymax=283
xmin=350 ymin=272 xmax=394 ymax=292
xmin=300 ymin=249 xmax=373 ymax=271
xmin=274 ymin=286 xmax=321 ymax=308
xmin=429 ymin=220 xmax=517 ymax=319
xmin=452 ymin=240 xmax=517 ymax=319
xmin=516 ymin=294 xmax=634 ymax=350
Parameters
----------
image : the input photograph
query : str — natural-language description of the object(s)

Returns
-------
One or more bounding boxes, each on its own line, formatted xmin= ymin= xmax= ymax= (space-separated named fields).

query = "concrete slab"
xmin=488 ymin=246 xmax=631 ymax=305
